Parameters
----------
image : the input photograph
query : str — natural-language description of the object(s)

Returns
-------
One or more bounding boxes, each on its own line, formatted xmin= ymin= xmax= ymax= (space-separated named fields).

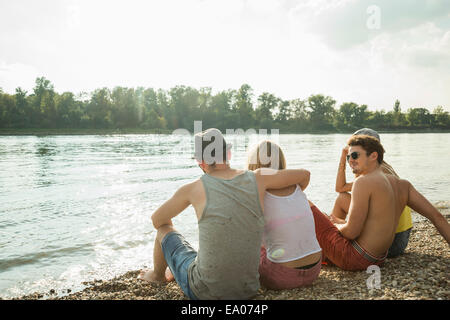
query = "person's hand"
xmin=329 ymin=214 xmax=346 ymax=225
xmin=339 ymin=145 xmax=349 ymax=168
xmin=341 ymin=145 xmax=349 ymax=156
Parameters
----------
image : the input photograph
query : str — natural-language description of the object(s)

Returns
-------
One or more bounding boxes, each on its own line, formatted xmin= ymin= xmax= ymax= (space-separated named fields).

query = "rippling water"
xmin=0 ymin=133 xmax=449 ymax=298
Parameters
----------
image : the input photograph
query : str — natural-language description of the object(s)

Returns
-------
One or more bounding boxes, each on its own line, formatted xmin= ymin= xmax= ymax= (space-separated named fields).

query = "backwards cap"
xmin=353 ymin=128 xmax=380 ymax=141
xmin=194 ymin=128 xmax=232 ymax=165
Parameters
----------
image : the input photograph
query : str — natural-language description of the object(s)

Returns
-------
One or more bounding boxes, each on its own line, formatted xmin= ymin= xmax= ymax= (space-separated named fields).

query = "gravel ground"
xmin=11 ymin=215 xmax=450 ymax=300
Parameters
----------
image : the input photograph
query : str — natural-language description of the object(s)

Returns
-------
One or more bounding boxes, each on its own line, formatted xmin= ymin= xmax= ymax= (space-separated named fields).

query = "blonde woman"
xmin=247 ymin=141 xmax=322 ymax=290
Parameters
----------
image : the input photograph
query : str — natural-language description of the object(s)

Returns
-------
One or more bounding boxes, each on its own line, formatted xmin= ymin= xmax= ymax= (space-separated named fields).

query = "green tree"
xmin=168 ymin=86 xmax=201 ymax=131
xmin=88 ymin=88 xmax=113 ymax=128
xmin=289 ymin=99 xmax=309 ymax=131
xmin=55 ymin=92 xmax=80 ymax=128
xmin=0 ymin=91 xmax=16 ymax=127
xmin=210 ymin=90 xmax=234 ymax=131
xmin=255 ymin=92 xmax=278 ymax=129
xmin=141 ymin=88 xmax=168 ymax=129
xmin=407 ymin=108 xmax=432 ymax=128
xmin=144 ymin=108 xmax=167 ymax=129
xmin=366 ymin=110 xmax=386 ymax=129
xmin=31 ymin=77 xmax=56 ymax=127
xmin=111 ymin=87 xmax=140 ymax=128
xmin=306 ymin=94 xmax=336 ymax=131
xmin=383 ymin=111 xmax=395 ymax=129
xmin=14 ymin=87 xmax=30 ymax=127
xmin=198 ymin=87 xmax=215 ymax=129
xmin=432 ymin=106 xmax=450 ymax=128
xmin=394 ymin=99 xmax=401 ymax=113
xmin=233 ymin=84 xmax=254 ymax=129
xmin=335 ymin=102 xmax=358 ymax=130
xmin=335 ymin=102 xmax=370 ymax=131
xmin=275 ymin=100 xmax=291 ymax=123
xmin=392 ymin=99 xmax=408 ymax=127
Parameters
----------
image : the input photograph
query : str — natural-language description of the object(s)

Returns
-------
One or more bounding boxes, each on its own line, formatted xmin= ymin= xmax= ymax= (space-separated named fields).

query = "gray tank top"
xmin=188 ymin=170 xmax=265 ymax=299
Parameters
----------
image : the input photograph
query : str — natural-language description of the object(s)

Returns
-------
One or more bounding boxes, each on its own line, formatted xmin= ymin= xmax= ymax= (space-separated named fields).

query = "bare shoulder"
xmin=353 ymin=174 xmax=372 ymax=186
xmin=176 ymin=179 xmax=202 ymax=197
xmin=385 ymin=173 xmax=410 ymax=188
xmin=352 ymin=175 xmax=375 ymax=196
xmin=394 ymin=177 xmax=412 ymax=192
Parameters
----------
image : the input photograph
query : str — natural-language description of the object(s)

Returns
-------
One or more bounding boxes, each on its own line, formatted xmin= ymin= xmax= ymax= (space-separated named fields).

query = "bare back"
xmin=352 ymin=170 xmax=397 ymax=256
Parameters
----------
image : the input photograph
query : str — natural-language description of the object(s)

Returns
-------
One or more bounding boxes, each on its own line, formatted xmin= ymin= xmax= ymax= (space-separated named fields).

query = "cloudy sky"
xmin=1 ymin=0 xmax=449 ymax=111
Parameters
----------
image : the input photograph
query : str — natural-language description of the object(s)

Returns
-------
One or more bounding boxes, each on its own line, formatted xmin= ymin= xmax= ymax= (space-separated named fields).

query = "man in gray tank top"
xmin=138 ymin=128 xmax=311 ymax=299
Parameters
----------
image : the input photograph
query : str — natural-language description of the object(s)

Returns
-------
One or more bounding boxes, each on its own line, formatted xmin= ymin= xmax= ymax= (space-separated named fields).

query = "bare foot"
xmin=165 ymin=268 xmax=175 ymax=282
xmin=137 ymin=269 xmax=166 ymax=283
xmin=137 ymin=268 xmax=175 ymax=283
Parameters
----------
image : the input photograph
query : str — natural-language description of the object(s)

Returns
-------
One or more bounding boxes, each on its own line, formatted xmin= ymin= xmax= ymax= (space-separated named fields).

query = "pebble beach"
xmin=8 ymin=213 xmax=450 ymax=301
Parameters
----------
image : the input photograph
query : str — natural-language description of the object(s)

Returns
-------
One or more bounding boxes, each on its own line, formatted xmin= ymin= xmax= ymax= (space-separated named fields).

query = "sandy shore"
xmin=11 ymin=215 xmax=450 ymax=300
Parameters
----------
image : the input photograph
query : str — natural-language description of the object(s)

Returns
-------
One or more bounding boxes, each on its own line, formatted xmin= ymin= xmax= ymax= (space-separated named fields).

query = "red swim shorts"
xmin=311 ymin=206 xmax=386 ymax=271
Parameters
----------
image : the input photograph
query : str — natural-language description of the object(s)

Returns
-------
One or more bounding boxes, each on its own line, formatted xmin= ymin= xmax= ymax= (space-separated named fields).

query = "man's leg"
xmin=310 ymin=205 xmax=349 ymax=268
xmin=310 ymin=205 xmax=380 ymax=271
xmin=139 ymin=224 xmax=175 ymax=283
xmin=330 ymin=192 xmax=351 ymax=221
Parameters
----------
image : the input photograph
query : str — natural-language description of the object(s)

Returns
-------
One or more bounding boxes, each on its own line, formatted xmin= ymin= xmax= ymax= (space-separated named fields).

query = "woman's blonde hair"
xmin=247 ymin=140 xmax=286 ymax=171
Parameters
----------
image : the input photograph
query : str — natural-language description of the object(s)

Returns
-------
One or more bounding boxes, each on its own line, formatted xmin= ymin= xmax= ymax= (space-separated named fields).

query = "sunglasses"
xmin=346 ymin=151 xmax=361 ymax=162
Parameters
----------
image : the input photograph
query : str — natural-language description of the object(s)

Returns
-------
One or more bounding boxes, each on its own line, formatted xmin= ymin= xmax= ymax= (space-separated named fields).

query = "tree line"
xmin=1 ymin=77 xmax=449 ymax=132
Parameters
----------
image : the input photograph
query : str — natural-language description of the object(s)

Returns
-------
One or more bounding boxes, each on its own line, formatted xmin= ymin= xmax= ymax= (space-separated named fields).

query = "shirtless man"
xmin=312 ymin=135 xmax=450 ymax=271
xmin=332 ymin=131 xmax=450 ymax=249
xmin=138 ymin=128 xmax=311 ymax=299
xmin=331 ymin=128 xmax=413 ymax=258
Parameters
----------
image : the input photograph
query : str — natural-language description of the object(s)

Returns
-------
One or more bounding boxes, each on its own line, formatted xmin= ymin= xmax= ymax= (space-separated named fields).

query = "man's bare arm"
xmin=337 ymin=178 xmax=370 ymax=240
xmin=406 ymin=181 xmax=450 ymax=245
xmin=151 ymin=183 xmax=193 ymax=229
xmin=335 ymin=146 xmax=353 ymax=193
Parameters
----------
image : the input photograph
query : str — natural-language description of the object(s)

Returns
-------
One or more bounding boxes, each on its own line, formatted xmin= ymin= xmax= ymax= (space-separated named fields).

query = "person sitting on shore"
xmin=138 ymin=128 xmax=311 ymax=299
xmin=331 ymin=128 xmax=413 ymax=258
xmin=331 ymin=128 xmax=450 ymax=254
xmin=313 ymin=135 xmax=450 ymax=271
xmin=247 ymin=140 xmax=322 ymax=290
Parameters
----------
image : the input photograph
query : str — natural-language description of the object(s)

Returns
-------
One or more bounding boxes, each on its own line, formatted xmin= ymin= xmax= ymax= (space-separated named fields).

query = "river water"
xmin=0 ymin=133 xmax=449 ymax=298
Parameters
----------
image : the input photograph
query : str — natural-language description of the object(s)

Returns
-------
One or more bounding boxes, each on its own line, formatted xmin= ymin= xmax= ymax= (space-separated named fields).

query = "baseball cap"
xmin=353 ymin=128 xmax=380 ymax=141
xmin=193 ymin=128 xmax=232 ymax=164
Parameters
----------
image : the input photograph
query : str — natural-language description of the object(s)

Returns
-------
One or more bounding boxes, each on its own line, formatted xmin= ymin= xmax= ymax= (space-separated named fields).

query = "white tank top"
xmin=263 ymin=185 xmax=322 ymax=263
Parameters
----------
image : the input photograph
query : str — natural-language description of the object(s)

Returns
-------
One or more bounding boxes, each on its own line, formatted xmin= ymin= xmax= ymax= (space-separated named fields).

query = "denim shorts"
xmin=387 ymin=228 xmax=412 ymax=258
xmin=161 ymin=231 xmax=198 ymax=300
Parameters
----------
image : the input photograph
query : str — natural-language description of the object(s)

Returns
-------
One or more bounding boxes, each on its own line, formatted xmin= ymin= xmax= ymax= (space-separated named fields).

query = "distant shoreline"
xmin=0 ymin=128 xmax=173 ymax=136
xmin=1 ymin=128 xmax=450 ymax=136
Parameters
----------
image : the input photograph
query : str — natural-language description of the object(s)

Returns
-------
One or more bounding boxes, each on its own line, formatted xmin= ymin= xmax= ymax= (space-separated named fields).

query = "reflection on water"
xmin=0 ymin=133 xmax=449 ymax=298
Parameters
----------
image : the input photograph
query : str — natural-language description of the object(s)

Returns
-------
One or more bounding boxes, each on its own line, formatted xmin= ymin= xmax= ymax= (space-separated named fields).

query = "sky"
xmin=0 ymin=0 xmax=449 ymax=112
